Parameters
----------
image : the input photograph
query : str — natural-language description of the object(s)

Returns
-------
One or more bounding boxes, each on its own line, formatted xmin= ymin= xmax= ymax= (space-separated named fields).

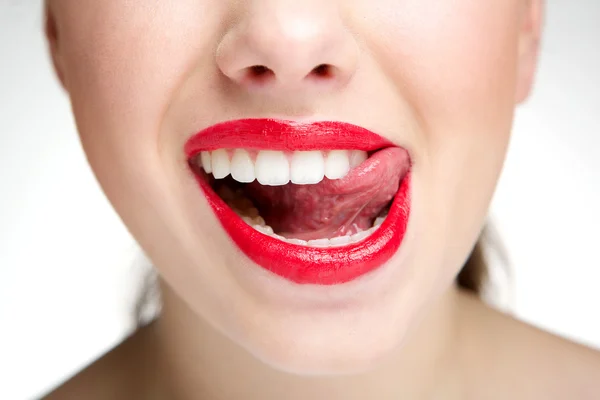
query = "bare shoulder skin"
xmin=44 ymin=292 xmax=600 ymax=400
xmin=42 ymin=325 xmax=161 ymax=400
xmin=459 ymin=292 xmax=600 ymax=400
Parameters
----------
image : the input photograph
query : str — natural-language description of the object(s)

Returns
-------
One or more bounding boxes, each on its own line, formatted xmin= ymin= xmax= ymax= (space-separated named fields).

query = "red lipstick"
xmin=186 ymin=119 xmax=411 ymax=285
xmin=184 ymin=118 xmax=393 ymax=153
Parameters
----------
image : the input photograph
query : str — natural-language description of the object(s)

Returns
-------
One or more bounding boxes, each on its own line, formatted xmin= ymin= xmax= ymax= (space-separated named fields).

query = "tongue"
xmin=245 ymin=147 xmax=410 ymax=240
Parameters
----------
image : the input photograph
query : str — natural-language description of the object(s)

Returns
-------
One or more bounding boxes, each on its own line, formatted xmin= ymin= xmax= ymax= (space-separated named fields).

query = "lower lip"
xmin=193 ymin=171 xmax=411 ymax=285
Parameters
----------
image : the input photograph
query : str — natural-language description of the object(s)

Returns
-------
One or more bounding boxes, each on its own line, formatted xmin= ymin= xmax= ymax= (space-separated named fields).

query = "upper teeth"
xmin=198 ymin=149 xmax=368 ymax=185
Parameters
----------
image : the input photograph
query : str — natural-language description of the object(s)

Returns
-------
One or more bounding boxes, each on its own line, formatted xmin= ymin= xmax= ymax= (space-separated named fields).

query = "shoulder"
xmin=42 ymin=324 xmax=159 ymax=400
xmin=459 ymin=291 xmax=600 ymax=400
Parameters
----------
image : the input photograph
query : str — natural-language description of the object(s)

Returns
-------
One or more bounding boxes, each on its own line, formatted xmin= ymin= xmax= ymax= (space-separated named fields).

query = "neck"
xmin=150 ymin=279 xmax=467 ymax=400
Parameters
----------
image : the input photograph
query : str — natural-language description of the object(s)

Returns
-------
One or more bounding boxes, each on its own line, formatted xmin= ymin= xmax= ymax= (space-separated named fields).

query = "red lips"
xmin=186 ymin=119 xmax=411 ymax=285
xmin=184 ymin=119 xmax=393 ymax=153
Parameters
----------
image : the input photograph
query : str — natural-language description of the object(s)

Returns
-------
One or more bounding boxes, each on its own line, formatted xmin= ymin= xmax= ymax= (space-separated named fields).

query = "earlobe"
xmin=515 ymin=0 xmax=544 ymax=104
xmin=44 ymin=2 xmax=68 ymax=91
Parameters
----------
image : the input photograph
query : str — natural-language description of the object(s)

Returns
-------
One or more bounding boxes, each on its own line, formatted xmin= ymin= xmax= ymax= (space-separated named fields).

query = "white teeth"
xmin=349 ymin=150 xmax=368 ymax=168
xmin=252 ymin=226 xmax=379 ymax=247
xmin=216 ymin=159 xmax=392 ymax=248
xmin=287 ymin=238 xmax=308 ymax=246
xmin=211 ymin=149 xmax=231 ymax=179
xmin=200 ymin=152 xmax=212 ymax=174
xmin=307 ymin=238 xmax=330 ymax=247
xmin=290 ymin=151 xmax=325 ymax=185
xmin=255 ymin=150 xmax=290 ymax=186
xmin=374 ymin=216 xmax=386 ymax=227
xmin=329 ymin=235 xmax=351 ymax=246
xmin=244 ymin=214 xmax=382 ymax=248
xmin=325 ymin=150 xmax=350 ymax=180
xmin=253 ymin=225 xmax=274 ymax=235
xmin=230 ymin=149 xmax=256 ymax=183
xmin=351 ymin=230 xmax=371 ymax=243
xmin=272 ymin=233 xmax=287 ymax=241
xmin=228 ymin=198 xmax=385 ymax=247
xmin=200 ymin=148 xmax=368 ymax=184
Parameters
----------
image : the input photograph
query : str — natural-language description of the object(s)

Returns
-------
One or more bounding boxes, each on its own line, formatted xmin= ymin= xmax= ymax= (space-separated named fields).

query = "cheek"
xmin=393 ymin=5 xmax=518 ymax=175
xmin=365 ymin=0 xmax=520 ymax=133
xmin=58 ymin=2 xmax=225 ymax=216
xmin=364 ymin=0 xmax=520 ymax=215
xmin=59 ymin=1 xmax=221 ymax=158
xmin=363 ymin=1 xmax=521 ymax=276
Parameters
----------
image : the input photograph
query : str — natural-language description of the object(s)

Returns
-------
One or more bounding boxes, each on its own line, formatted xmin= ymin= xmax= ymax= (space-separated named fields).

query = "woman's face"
xmin=47 ymin=0 xmax=539 ymax=373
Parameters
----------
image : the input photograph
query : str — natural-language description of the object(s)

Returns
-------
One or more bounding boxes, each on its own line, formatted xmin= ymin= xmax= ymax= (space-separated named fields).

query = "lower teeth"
xmin=236 ymin=207 xmax=387 ymax=248
xmin=221 ymin=185 xmax=388 ymax=248
xmin=250 ymin=222 xmax=383 ymax=248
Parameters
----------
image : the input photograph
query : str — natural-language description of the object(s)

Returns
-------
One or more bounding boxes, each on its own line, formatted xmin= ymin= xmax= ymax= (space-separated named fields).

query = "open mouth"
xmin=185 ymin=119 xmax=411 ymax=285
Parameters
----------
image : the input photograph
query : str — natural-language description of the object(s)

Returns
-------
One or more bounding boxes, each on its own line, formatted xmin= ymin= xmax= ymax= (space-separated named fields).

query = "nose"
xmin=216 ymin=0 xmax=359 ymax=92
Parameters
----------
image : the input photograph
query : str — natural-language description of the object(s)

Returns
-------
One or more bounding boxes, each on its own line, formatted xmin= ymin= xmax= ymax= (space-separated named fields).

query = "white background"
xmin=1 ymin=1 xmax=599 ymax=399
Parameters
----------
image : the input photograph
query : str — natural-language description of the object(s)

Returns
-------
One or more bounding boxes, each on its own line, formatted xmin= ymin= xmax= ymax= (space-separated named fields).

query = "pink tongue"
xmin=245 ymin=147 xmax=410 ymax=240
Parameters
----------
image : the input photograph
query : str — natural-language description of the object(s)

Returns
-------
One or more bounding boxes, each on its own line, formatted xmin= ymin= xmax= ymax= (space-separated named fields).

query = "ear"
xmin=515 ymin=0 xmax=544 ymax=104
xmin=44 ymin=2 xmax=68 ymax=91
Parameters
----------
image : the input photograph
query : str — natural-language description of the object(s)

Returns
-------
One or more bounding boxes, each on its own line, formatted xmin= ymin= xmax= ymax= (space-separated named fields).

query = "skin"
xmin=43 ymin=0 xmax=600 ymax=398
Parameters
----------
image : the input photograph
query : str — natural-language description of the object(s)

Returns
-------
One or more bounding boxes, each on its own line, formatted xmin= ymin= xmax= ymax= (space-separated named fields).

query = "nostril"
xmin=240 ymin=64 xmax=335 ymax=86
xmin=249 ymin=65 xmax=273 ymax=78
xmin=311 ymin=64 xmax=332 ymax=78
xmin=241 ymin=65 xmax=275 ymax=85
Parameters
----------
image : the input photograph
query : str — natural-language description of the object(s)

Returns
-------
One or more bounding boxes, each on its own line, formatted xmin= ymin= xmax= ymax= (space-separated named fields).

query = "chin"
xmin=163 ymin=118 xmax=446 ymax=376
xmin=239 ymin=315 xmax=407 ymax=376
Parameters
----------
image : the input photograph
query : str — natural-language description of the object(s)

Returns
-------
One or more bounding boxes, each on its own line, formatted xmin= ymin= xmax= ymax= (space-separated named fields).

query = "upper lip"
xmin=184 ymin=118 xmax=395 ymax=158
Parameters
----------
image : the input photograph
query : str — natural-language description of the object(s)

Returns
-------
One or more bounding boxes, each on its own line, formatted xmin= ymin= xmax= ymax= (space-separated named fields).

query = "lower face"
xmin=52 ymin=0 xmax=524 ymax=373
